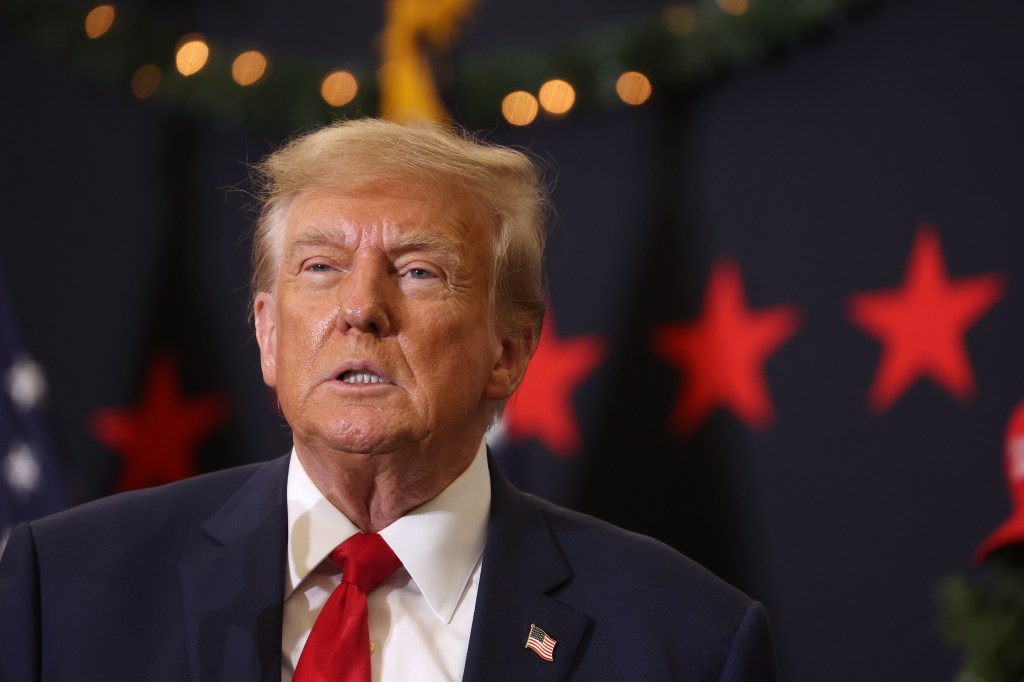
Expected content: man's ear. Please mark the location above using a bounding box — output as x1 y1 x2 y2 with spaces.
484 327 538 401
253 292 278 388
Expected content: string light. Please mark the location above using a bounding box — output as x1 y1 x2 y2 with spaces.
616 71 652 106
662 4 697 36
8 0 860 128
501 91 538 126
175 35 209 76
321 71 358 106
84 5 115 39
130 64 161 99
716 0 749 16
231 51 268 86
538 79 575 116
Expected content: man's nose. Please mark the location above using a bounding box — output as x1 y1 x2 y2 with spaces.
337 257 393 336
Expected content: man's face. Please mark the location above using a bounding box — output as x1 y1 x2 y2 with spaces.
254 181 525 463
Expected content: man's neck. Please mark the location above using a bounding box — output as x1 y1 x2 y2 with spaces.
293 437 482 532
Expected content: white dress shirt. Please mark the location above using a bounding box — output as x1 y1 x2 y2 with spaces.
281 441 491 682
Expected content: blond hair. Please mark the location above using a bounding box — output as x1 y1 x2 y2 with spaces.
250 118 548 336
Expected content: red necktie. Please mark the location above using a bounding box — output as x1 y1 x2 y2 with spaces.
293 533 403 682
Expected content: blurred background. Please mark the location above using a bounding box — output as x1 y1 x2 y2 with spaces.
3 0 1024 679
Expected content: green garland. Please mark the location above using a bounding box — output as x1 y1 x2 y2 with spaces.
3 0 875 130
937 551 1024 682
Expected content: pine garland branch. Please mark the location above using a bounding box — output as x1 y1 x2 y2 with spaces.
937 550 1024 682
1 0 878 129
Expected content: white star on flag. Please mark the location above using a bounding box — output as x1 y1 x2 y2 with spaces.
5 354 47 413
4 441 41 497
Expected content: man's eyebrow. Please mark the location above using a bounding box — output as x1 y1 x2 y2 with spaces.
283 225 466 270
284 227 346 261
386 231 464 270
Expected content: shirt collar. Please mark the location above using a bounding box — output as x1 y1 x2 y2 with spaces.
285 440 491 624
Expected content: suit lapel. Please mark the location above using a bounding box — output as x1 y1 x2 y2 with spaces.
178 456 290 682
462 459 590 682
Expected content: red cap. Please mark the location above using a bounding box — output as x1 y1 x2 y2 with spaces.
975 401 1024 563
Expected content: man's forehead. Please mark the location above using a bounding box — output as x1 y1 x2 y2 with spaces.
284 224 463 265
281 187 486 262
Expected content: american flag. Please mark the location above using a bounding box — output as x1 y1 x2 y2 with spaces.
525 623 557 662
0 272 65 557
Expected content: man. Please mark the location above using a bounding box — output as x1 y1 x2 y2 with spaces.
0 119 778 681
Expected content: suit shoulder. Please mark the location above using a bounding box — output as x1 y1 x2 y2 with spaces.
531 496 777 678
30 458 283 541
527 492 754 618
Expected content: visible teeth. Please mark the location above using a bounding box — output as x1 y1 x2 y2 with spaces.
342 370 383 384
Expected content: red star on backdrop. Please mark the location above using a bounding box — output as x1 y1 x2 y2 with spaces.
91 354 228 492
503 309 606 458
652 259 801 435
846 224 1004 413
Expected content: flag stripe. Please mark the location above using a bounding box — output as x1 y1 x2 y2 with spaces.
525 624 557 661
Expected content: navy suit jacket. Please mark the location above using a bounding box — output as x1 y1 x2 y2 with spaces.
0 455 778 681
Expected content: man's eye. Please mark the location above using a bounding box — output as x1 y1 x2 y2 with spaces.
307 263 333 273
408 268 435 280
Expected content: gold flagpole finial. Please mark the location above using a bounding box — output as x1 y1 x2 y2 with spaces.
379 0 477 124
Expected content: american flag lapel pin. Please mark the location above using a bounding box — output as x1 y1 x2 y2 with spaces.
525 623 557 662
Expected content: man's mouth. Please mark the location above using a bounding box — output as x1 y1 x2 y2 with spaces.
338 370 387 385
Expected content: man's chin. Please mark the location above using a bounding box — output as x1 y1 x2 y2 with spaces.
298 420 417 459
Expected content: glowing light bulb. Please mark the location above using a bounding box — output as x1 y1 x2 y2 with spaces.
85 5 115 39
662 4 697 36
501 91 538 126
716 0 748 16
176 35 209 76
321 71 358 106
232 51 268 86
616 71 652 106
538 79 575 116
130 65 161 99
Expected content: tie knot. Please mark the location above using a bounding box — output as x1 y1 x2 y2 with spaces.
330 533 402 592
